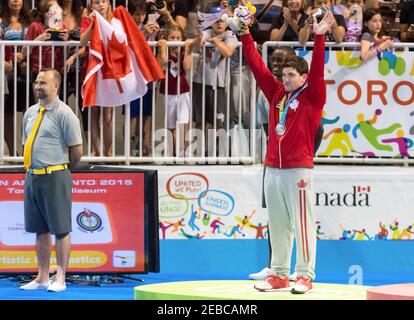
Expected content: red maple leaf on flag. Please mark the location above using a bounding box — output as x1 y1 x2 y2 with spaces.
101 31 132 94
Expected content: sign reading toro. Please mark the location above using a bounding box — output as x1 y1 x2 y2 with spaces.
166 173 209 200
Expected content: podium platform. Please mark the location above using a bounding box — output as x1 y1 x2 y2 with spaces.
367 283 414 300
134 280 368 300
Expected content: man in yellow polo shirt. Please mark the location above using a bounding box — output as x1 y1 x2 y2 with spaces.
20 68 83 292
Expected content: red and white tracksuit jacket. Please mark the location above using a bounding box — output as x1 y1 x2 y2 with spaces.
241 33 326 280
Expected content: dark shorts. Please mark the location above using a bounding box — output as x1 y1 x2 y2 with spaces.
192 83 233 129
4 76 29 113
24 170 72 235
123 88 153 118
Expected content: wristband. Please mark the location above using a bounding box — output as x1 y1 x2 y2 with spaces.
373 45 382 60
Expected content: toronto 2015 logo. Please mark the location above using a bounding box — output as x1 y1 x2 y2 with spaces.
76 208 103 233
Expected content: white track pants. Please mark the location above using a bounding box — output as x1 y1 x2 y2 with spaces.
264 167 316 280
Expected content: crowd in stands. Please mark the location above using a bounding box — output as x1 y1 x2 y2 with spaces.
1 0 413 159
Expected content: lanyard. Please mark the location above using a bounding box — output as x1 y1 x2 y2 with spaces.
278 83 308 126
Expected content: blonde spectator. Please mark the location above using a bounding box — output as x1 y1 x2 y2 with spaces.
270 0 308 41
80 0 114 157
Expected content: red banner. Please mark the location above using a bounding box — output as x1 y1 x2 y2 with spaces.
0 172 145 273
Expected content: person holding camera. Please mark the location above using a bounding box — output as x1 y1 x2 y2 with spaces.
145 0 189 33
299 0 346 45
22 0 68 104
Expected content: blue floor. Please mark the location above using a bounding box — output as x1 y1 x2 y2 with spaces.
2 239 414 299
0 272 249 300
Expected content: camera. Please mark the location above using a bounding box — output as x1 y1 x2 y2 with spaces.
154 0 165 9
146 0 164 14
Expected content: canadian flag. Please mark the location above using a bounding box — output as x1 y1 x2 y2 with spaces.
82 6 164 107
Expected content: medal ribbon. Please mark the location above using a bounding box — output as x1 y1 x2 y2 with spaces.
278 83 308 126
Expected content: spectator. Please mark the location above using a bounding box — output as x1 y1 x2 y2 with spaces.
249 0 283 44
23 0 69 105
166 0 189 30
148 0 189 37
299 0 347 44
330 0 350 19
0 0 31 156
157 26 194 157
377 5 399 41
59 0 89 135
399 0 414 42
343 0 364 42
3 47 13 108
360 9 394 62
80 0 113 156
192 12 237 155
270 0 308 41
127 0 159 156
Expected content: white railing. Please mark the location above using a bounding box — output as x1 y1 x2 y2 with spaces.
0 40 259 165
1 40 413 165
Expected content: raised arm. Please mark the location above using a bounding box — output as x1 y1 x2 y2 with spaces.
240 32 282 106
306 11 333 107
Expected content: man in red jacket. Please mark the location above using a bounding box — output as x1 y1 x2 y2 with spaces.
241 10 336 294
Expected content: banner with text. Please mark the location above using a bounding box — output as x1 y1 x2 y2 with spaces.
0 172 145 273
156 166 414 241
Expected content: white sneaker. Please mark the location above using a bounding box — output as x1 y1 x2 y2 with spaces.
47 281 67 292
20 280 49 290
248 267 272 280
288 272 297 281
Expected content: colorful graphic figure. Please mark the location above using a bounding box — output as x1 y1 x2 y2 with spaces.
319 124 353 156
235 210 256 230
180 228 205 239
351 149 376 158
164 218 185 233
321 111 340 126
399 224 414 240
390 220 401 240
339 225 356 240
353 229 372 240
159 221 173 239
336 51 363 70
114 255 133 265
202 211 211 226
189 204 201 232
210 217 225 234
249 223 268 239
352 109 401 152
379 51 406 76
224 224 244 238
316 221 324 240
374 222 389 240
382 129 413 157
